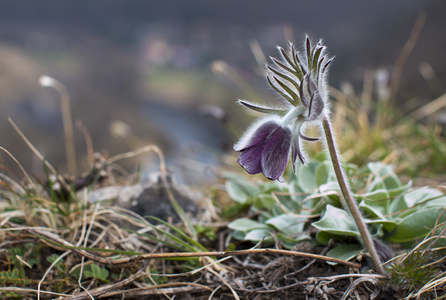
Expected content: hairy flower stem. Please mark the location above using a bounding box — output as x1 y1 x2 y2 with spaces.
321 115 387 275
280 106 306 127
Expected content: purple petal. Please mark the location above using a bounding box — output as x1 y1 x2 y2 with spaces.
261 126 292 180
235 121 279 151
237 144 264 174
236 121 282 175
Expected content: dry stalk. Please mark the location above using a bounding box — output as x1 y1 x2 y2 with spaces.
97 282 213 298
30 228 361 268
8 117 75 198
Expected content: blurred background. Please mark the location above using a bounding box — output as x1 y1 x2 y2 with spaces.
0 0 445 183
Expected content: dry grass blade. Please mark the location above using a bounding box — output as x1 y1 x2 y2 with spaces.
38 250 71 300
208 267 240 300
7 117 74 197
341 276 382 300
414 274 446 300
408 93 446 121
0 146 37 193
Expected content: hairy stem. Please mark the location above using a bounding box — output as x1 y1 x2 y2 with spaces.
321 115 387 275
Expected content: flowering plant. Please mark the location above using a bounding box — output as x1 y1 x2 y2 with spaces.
233 36 387 275
234 37 331 181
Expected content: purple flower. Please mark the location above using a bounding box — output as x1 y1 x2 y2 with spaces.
234 37 333 181
234 118 292 181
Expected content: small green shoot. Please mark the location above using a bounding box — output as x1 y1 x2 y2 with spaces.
83 264 110 283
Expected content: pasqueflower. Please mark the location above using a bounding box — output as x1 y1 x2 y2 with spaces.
232 36 387 276
234 37 333 180
234 118 292 181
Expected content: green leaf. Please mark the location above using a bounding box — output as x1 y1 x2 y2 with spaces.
238 100 289 116
253 194 276 210
85 264 109 283
315 230 334 244
228 218 269 232
315 161 335 186
276 233 310 249
326 244 363 264
231 230 246 241
386 207 446 243
267 76 295 104
287 173 306 202
306 37 312 70
267 66 300 92
366 162 402 191
244 228 273 242
387 180 412 198
404 187 445 207
388 196 408 216
225 179 257 204
312 46 324 72
296 160 320 192
47 254 60 265
312 205 359 236
366 219 397 233
358 189 390 218
272 56 300 79
386 181 413 215
319 181 340 194
279 46 304 80
271 194 301 215
273 76 300 102
266 214 306 235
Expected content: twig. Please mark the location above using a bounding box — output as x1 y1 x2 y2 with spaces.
30 229 361 268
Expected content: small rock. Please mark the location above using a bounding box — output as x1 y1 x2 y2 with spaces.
88 172 201 223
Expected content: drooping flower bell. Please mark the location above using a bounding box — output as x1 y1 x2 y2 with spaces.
234 36 333 180
234 117 292 181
